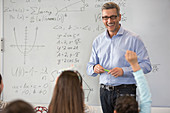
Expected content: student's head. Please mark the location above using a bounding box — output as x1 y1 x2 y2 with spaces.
2 100 35 113
114 96 138 113
102 2 121 37
49 70 84 113
0 74 4 94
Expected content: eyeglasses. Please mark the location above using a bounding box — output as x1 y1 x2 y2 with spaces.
102 15 118 20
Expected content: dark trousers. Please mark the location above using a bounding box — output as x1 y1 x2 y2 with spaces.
100 84 136 113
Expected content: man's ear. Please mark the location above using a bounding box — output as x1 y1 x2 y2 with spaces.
114 110 117 113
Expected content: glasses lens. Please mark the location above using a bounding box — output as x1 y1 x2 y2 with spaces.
102 16 108 20
110 15 117 19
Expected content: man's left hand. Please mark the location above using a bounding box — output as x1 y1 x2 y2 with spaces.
108 67 123 77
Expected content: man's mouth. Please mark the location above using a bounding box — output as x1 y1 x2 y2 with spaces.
107 23 114 27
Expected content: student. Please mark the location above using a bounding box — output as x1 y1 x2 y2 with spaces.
86 2 152 113
48 70 96 113
0 74 8 111
2 100 35 113
114 50 152 113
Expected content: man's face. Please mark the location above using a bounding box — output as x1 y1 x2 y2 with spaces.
102 8 121 35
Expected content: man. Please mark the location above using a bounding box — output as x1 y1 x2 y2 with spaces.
114 50 152 113
86 2 152 113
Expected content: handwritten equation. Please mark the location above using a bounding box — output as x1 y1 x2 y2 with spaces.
11 66 49 96
11 66 48 77
4 0 89 23
55 33 81 65
53 24 105 32
12 83 48 96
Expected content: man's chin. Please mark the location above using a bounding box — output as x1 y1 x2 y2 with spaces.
108 28 116 33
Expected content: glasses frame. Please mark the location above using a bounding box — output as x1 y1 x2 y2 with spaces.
102 15 118 20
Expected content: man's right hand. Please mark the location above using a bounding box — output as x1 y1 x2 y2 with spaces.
94 64 105 74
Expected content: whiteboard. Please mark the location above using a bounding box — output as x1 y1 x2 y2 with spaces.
1 0 170 107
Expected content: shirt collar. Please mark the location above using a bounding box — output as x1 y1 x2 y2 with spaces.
117 25 124 36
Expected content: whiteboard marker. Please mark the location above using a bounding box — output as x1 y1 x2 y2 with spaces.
104 69 109 72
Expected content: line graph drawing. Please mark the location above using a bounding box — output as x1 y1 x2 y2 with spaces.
56 0 88 13
10 26 45 64
53 0 88 23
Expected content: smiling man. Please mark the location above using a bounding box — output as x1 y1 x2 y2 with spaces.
86 2 152 113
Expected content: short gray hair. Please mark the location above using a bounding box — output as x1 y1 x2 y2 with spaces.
102 2 120 16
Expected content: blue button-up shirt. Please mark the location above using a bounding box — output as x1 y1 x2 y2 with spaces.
86 26 152 86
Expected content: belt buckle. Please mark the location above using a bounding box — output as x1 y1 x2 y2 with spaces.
106 86 114 91
101 84 105 89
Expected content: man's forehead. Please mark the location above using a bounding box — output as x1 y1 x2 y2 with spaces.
102 9 117 15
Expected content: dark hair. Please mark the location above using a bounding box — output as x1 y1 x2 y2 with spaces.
102 2 120 16
49 70 84 113
0 74 2 84
115 96 138 113
2 100 35 113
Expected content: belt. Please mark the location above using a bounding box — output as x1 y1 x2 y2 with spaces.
100 84 136 91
